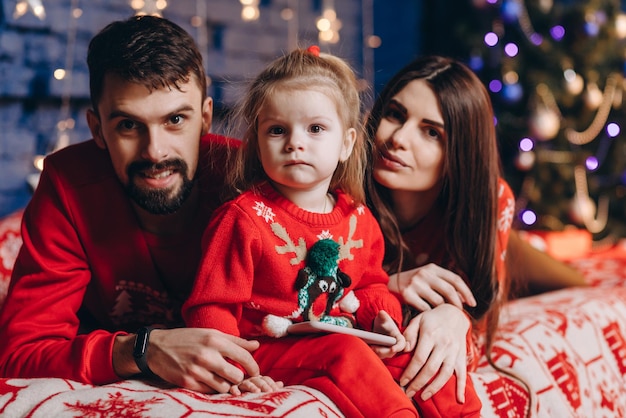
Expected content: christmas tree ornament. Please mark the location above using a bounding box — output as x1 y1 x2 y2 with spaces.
514 151 535 171
584 82 603 109
529 105 560 140
565 71 584 95
570 165 609 233
569 194 597 226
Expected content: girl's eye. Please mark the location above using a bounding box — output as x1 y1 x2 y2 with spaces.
268 126 285 135
309 124 323 133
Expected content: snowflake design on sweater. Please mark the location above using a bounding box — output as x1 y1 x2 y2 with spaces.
356 205 365 215
498 197 515 232
318 230 333 240
253 201 276 223
64 392 163 417
0 231 21 271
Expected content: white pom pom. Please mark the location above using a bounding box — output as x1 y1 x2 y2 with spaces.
338 290 360 313
262 314 292 337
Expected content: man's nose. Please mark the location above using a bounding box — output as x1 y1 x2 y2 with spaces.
141 127 169 161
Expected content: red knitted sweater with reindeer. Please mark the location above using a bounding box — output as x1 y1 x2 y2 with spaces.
183 182 403 338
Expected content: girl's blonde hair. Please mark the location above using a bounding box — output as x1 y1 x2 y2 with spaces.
228 47 366 204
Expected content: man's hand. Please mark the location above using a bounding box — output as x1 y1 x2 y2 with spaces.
114 328 260 393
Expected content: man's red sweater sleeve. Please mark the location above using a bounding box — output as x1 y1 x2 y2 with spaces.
0 161 120 384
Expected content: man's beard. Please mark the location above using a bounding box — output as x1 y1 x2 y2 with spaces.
125 159 195 215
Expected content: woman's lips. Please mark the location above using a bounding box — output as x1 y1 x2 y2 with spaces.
378 149 407 168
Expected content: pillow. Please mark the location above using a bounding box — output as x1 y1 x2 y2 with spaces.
517 227 592 261
0 209 23 310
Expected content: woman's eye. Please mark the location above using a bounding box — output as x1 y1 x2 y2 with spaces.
384 108 404 123
426 127 442 140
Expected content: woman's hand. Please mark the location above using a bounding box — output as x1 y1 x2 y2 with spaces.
389 263 476 311
400 304 470 403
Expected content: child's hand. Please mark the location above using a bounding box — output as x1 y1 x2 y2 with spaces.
229 375 284 395
370 310 408 359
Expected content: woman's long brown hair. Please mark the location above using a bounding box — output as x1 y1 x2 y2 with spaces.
365 55 504 352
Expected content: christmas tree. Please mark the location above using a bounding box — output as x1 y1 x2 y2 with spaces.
453 0 626 242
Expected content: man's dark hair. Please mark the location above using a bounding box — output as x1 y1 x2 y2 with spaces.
87 15 206 114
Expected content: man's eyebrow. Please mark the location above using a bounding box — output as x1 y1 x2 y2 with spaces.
107 105 195 121
107 110 134 121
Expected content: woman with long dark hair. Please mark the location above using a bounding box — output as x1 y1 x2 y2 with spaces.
366 55 586 403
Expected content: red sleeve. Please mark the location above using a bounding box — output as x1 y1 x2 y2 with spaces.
352 209 403 331
496 178 515 285
182 202 260 336
0 159 120 384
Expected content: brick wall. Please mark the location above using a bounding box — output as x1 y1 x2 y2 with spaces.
0 0 365 217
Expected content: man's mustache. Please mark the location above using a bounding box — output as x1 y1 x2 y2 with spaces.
127 159 188 177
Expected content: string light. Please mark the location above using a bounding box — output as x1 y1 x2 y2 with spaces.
240 0 260 21
283 0 299 51
130 0 167 17
573 165 609 233
13 0 46 20
53 0 81 154
317 0 341 44
566 73 620 145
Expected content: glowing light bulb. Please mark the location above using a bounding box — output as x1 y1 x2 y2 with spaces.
521 210 537 225
607 122 620 137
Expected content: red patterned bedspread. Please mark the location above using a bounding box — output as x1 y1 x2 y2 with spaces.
2 208 626 417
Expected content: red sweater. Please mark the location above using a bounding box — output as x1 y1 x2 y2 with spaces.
401 178 514 287
0 134 234 384
183 182 403 338
400 177 515 370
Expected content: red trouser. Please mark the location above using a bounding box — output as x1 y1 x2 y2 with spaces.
253 334 417 418
253 334 482 417
385 353 482 417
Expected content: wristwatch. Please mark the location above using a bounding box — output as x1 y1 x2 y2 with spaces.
132 326 159 379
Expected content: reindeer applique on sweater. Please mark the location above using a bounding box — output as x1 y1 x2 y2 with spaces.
262 215 362 337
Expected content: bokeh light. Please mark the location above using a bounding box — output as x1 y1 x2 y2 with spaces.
586 156 599 171
489 79 503 93
504 43 519 57
550 25 565 40
530 33 543 45
484 32 499 47
607 122 621 137
519 137 534 151
521 210 537 225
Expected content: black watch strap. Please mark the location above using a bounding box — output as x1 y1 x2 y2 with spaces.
132 326 159 379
